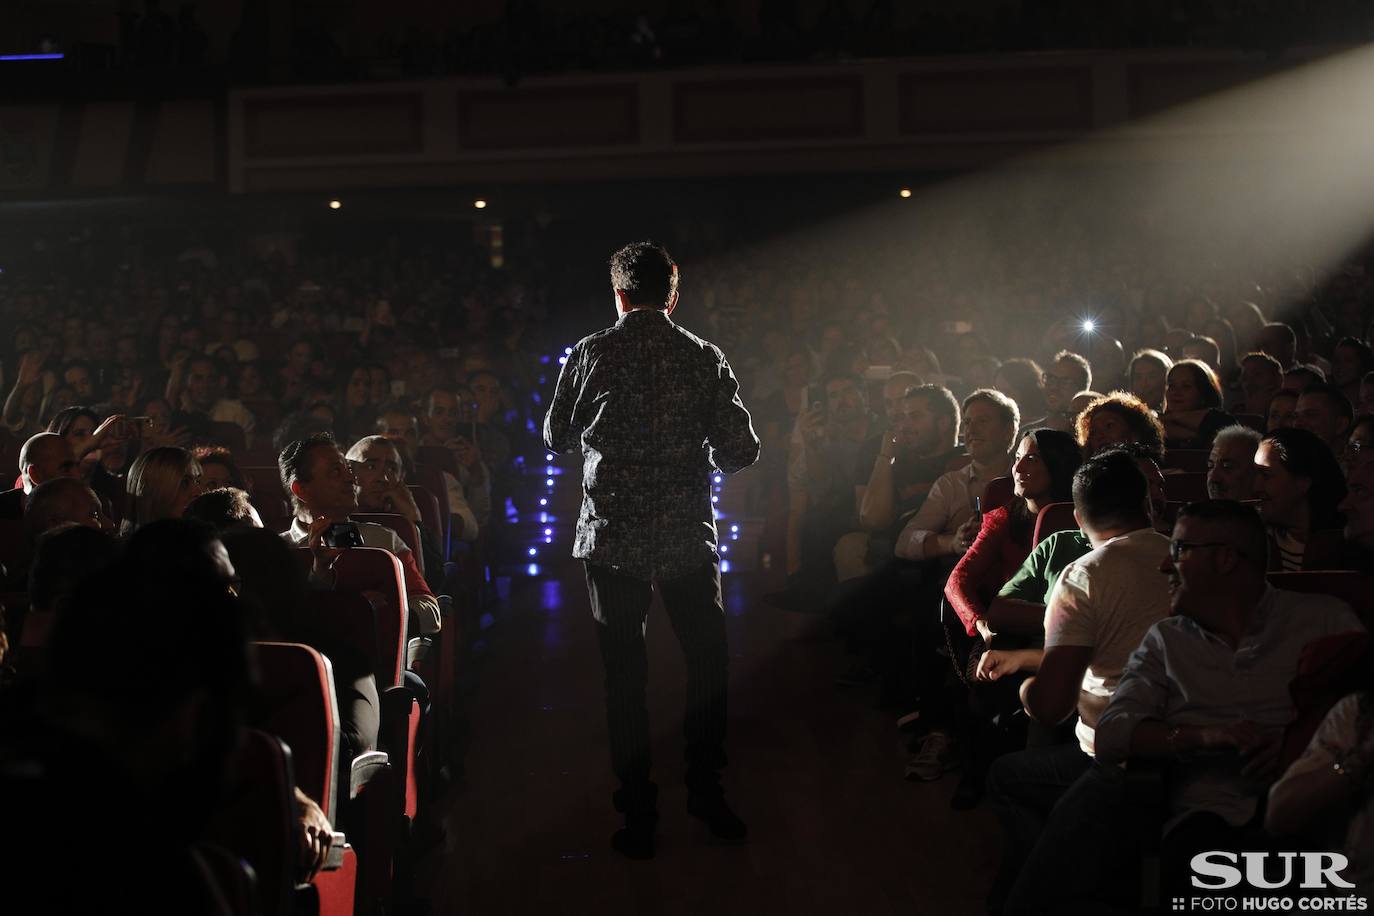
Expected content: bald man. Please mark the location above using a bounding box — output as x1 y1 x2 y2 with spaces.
0 432 81 520
25 477 111 542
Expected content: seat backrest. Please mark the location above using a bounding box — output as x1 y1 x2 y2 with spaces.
415 448 459 478
253 641 341 823
408 484 446 559
1269 571 1374 625
0 518 27 581
353 513 423 577
1162 471 1208 503
1032 501 1077 546
1161 449 1209 473
1282 631 1372 769
982 476 1014 513
205 421 247 455
244 466 293 533
330 547 409 689
204 728 297 916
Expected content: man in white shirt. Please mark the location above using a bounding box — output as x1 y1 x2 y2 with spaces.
900 388 1018 780
983 448 1171 914
895 388 1018 562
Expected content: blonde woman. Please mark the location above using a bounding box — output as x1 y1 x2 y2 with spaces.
122 447 204 534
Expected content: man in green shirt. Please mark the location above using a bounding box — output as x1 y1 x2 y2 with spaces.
987 528 1092 635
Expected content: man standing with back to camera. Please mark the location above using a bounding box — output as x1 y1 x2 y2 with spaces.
544 242 760 860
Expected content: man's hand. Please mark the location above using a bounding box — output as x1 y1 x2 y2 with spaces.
876 430 899 461
953 515 981 554
144 425 191 449
294 788 334 881
306 515 344 581
798 404 826 444
84 414 128 456
15 351 43 387
452 437 482 470
361 480 420 522
976 650 1019 682
1198 720 1283 778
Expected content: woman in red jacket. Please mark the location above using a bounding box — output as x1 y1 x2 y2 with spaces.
941 427 1081 809
945 427 1082 640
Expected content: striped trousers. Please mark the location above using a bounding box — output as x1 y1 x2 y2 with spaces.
584 560 729 817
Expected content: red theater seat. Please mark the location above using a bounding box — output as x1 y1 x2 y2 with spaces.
982 476 1014 512
1268 570 1374 625
354 512 424 577
1033 501 1077 546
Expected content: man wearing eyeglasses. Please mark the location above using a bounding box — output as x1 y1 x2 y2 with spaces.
1020 351 1092 435
1090 500 1363 902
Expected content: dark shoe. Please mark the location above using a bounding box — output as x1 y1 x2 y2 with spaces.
687 794 748 843
610 815 657 860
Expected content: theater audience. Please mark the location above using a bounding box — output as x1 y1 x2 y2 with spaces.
1205 424 1261 501
945 428 1081 640
1074 391 1165 460
788 371 879 588
1294 382 1355 455
983 449 1171 914
24 477 109 543
1283 363 1326 393
1127 348 1172 413
994 358 1045 423
855 384 962 549
1267 387 1299 431
279 432 441 634
1022 351 1089 433
1331 336 1374 407
1235 351 1284 418
221 526 380 766
4 523 254 913
123 446 205 534
1258 321 1298 370
193 445 249 492
1252 427 1349 571
1095 501 1362 902
1347 414 1374 472
896 389 1018 562
1161 358 1236 450
346 434 445 578
1339 459 1374 565
0 432 82 520
183 486 263 531
1266 667 1374 899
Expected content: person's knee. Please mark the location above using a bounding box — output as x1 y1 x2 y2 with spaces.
832 530 872 581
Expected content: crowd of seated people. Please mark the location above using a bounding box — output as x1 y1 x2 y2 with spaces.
0 205 1372 910
749 237 1374 904
0 223 551 913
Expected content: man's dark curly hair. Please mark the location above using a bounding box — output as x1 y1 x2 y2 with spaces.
609 241 678 309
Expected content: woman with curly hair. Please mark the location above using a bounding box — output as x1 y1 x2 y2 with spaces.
1161 358 1236 450
1074 391 1165 461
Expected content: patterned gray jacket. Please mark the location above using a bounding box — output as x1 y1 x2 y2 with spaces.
543 308 760 580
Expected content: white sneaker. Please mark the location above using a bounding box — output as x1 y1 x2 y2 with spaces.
904 731 959 782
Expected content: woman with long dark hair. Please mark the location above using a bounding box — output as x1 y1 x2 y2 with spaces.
1253 427 1349 570
946 428 1083 640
